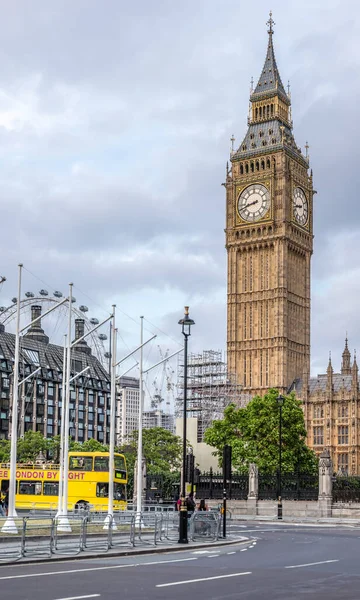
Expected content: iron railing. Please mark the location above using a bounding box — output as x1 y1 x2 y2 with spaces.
333 477 360 503
258 472 318 501
196 471 248 500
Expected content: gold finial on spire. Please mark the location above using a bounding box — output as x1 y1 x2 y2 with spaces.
267 10 275 35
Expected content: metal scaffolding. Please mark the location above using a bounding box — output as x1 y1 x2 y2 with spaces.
176 350 244 441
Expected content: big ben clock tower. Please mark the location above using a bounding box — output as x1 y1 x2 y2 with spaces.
226 14 314 398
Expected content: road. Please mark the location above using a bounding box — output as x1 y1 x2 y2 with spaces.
1 521 360 599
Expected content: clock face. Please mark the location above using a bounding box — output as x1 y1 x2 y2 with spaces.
293 187 308 226
237 183 270 222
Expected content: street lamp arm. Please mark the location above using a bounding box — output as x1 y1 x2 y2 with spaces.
69 365 90 383
70 314 113 348
115 334 156 367
118 361 139 379
19 296 69 333
143 347 183 374
18 366 41 387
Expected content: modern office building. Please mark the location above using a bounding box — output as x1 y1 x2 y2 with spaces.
143 409 175 433
0 305 111 443
116 376 140 444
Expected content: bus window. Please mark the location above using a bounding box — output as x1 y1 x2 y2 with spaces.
114 456 126 479
94 456 109 472
96 483 108 497
69 456 93 471
44 482 59 496
19 481 42 495
114 483 126 501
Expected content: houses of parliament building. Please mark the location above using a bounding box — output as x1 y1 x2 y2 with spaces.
225 14 358 475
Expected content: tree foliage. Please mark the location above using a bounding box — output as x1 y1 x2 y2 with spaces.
0 432 108 464
17 431 49 463
0 426 182 500
204 389 318 474
116 428 183 499
0 438 10 463
119 427 182 475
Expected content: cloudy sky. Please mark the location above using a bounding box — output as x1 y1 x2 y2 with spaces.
0 0 359 390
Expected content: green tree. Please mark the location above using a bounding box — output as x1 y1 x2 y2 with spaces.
132 427 182 473
71 438 108 453
17 431 50 463
204 388 318 474
117 428 183 497
0 438 10 462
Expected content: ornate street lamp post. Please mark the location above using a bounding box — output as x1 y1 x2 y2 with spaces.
178 306 195 544
277 394 285 520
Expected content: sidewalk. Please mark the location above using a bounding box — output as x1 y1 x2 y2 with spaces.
233 514 360 526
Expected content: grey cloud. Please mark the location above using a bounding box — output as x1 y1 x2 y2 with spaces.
0 0 359 375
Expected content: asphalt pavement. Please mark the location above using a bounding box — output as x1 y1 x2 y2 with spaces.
1 522 360 599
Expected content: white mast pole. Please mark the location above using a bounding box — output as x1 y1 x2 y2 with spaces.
104 307 116 528
136 316 144 522
2 264 22 534
57 283 72 532
56 334 67 518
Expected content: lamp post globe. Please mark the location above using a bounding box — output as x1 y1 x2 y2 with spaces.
178 306 195 544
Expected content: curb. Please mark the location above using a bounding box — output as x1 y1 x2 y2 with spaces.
0 537 250 567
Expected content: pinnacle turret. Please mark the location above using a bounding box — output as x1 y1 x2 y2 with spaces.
327 352 333 375
341 336 351 375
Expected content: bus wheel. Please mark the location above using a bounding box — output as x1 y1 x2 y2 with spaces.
75 501 89 513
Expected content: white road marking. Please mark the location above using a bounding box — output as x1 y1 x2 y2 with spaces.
209 554 220 558
285 560 339 569
192 550 211 554
141 558 197 566
227 552 236 555
156 572 252 587
54 595 100 600
0 558 197 581
240 548 247 552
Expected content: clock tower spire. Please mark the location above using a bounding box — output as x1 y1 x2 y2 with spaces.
225 15 314 398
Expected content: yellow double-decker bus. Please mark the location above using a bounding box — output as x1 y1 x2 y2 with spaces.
0 451 127 511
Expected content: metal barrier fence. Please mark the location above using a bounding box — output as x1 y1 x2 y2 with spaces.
0 509 221 563
190 512 221 542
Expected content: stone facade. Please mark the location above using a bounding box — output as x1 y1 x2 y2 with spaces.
225 21 313 398
298 340 360 475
